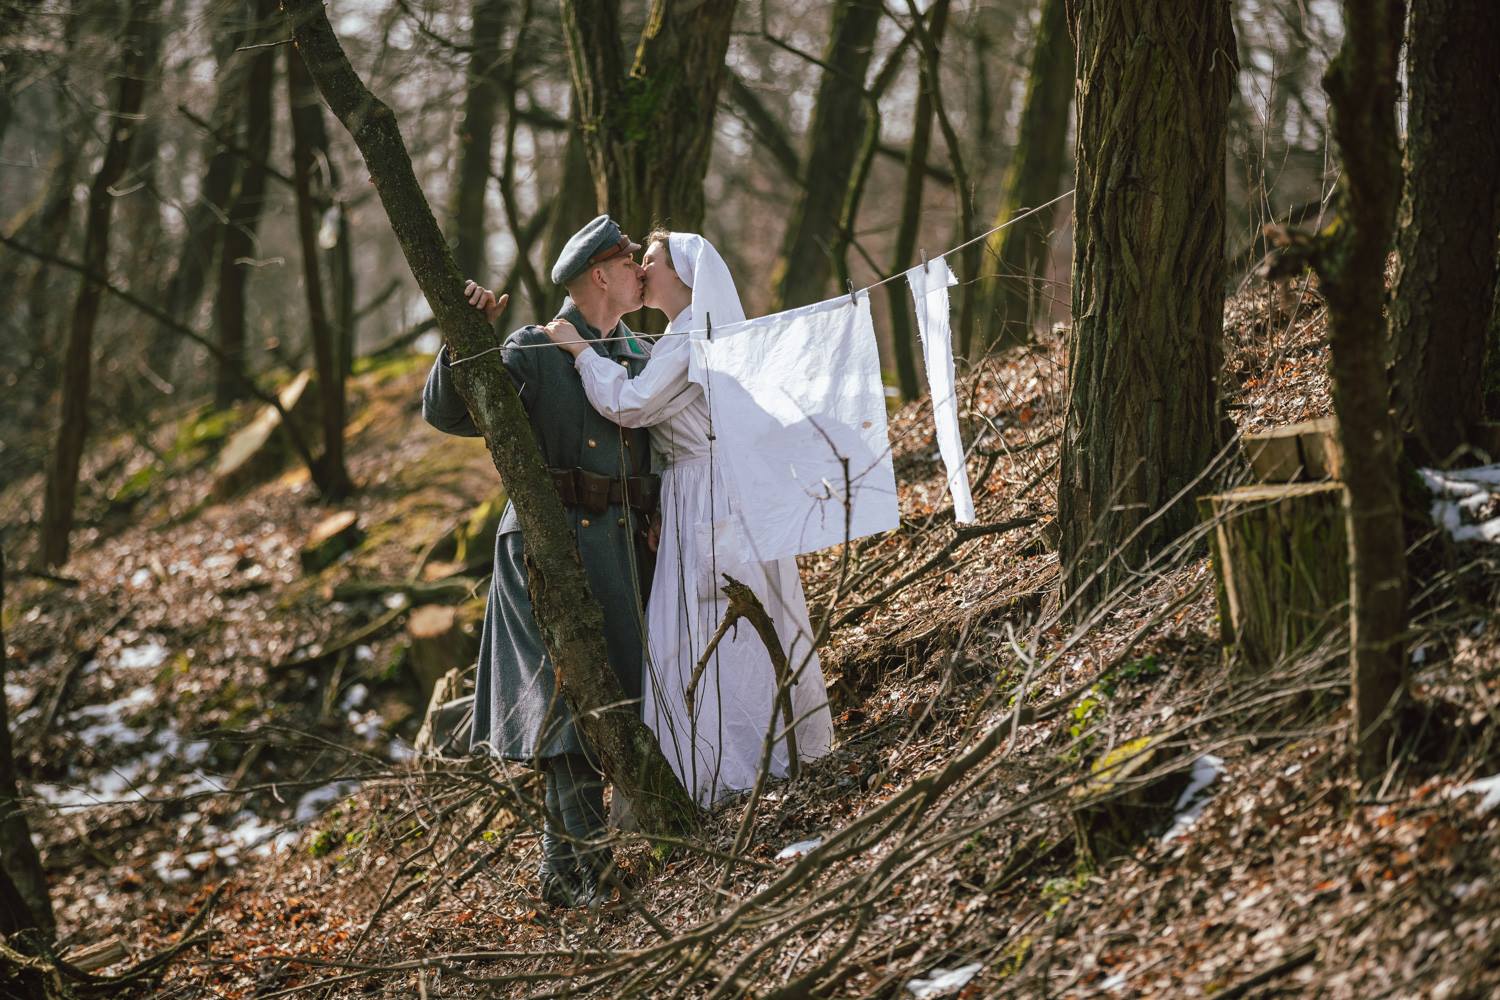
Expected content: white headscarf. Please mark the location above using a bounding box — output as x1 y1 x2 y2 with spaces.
667 232 746 336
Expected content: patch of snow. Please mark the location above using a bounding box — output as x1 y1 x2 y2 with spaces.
5 682 31 707
152 852 192 884
388 737 415 763
383 592 410 611
130 568 152 587
1162 755 1225 843
775 836 822 861
1448 773 1500 814
1421 465 1500 544
906 962 983 998
339 683 369 711
294 780 362 824
1100 972 1128 992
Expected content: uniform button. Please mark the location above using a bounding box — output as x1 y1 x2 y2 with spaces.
618 358 629 366
617 517 627 527
587 438 597 448
580 518 591 527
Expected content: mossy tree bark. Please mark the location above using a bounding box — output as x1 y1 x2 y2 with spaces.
1312 0 1409 784
279 0 697 835
38 0 157 569
559 0 737 242
883 0 948 402
447 0 506 283
768 0 883 311
1058 0 1237 613
978 0 1074 352
287 44 352 499
1387 0 1500 466
0 550 53 939
214 0 278 408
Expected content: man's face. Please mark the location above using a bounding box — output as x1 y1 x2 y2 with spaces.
598 253 645 314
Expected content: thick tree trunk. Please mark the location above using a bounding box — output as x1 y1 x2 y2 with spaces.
214 0 278 408
0 551 53 937
978 0 1074 351
884 1 949 401
1315 0 1409 784
448 0 506 282
39 0 157 568
560 0 737 242
288 45 352 498
1058 0 1236 613
542 110 599 271
1387 0 1500 465
767 0 882 310
280 0 696 835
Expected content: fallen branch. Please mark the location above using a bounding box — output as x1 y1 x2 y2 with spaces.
271 601 409 672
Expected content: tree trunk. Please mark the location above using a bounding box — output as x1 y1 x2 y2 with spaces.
1387 0 1500 465
884 0 949 401
38 0 157 569
560 0 737 242
280 0 697 835
214 0 278 408
496 0 548 317
144 1 255 385
1058 0 1237 614
448 0 506 282
288 45 352 499
542 109 599 271
978 0 1074 351
1315 0 1409 784
0 550 53 937
767 0 882 311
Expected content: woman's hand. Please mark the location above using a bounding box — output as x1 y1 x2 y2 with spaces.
464 280 508 323
543 318 589 358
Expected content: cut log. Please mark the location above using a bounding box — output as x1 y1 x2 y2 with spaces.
62 937 127 973
406 604 479 702
414 666 474 759
301 511 363 572
425 496 507 579
1069 736 1192 866
1242 418 1342 482
209 369 319 500
1200 482 1348 676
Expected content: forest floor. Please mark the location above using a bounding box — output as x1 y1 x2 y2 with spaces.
4 274 1500 999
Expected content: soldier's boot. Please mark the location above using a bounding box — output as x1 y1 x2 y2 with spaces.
546 753 611 908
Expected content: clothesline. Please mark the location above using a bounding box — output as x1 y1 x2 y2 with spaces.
450 188 1076 362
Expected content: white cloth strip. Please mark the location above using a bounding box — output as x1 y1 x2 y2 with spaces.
906 257 975 523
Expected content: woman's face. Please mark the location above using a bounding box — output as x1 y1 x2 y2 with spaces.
641 240 690 312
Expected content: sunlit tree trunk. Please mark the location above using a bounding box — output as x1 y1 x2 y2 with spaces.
1058 0 1237 613
978 0 1074 351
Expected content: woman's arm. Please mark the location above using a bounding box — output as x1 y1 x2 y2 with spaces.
546 319 699 428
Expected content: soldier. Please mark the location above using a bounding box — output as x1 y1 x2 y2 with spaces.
421 215 658 907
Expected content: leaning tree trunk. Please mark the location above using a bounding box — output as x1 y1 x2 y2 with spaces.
279 0 697 835
214 0 278 408
978 0 1074 351
1315 0 1409 785
884 0 949 401
1058 0 1237 614
767 0 882 311
448 0 506 282
39 0 157 569
287 44 352 498
1387 0 1500 466
0 550 53 938
561 0 737 243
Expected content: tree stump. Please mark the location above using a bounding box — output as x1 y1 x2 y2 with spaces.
406 605 479 702
414 666 474 759
1242 417 1342 482
1200 483 1348 676
209 370 320 500
300 511 363 573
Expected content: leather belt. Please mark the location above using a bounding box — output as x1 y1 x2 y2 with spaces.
549 467 660 517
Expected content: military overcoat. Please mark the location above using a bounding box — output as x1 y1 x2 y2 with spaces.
422 296 653 761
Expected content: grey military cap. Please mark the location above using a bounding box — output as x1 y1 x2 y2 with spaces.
550 214 643 286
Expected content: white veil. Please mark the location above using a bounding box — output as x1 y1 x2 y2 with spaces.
667 233 746 335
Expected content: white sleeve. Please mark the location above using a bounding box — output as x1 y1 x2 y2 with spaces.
574 337 700 428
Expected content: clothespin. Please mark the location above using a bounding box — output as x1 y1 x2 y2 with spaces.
920 248 929 273
847 279 858 307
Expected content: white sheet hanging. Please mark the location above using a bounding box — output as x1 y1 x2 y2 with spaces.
905 257 976 523
688 294 899 562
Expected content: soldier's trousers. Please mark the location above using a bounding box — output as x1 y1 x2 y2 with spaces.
541 753 606 875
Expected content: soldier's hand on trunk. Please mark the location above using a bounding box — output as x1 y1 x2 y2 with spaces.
464 280 508 324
